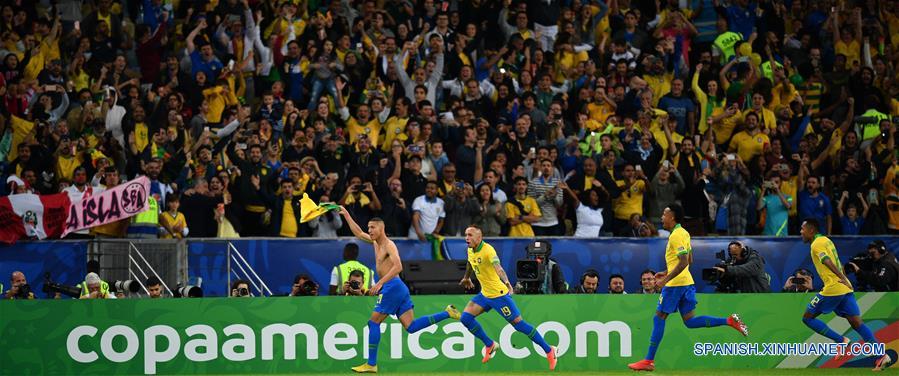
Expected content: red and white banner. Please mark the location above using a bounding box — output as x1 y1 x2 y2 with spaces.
0 193 71 244
63 176 150 236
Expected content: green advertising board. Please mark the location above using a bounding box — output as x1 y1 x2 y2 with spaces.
1 293 897 374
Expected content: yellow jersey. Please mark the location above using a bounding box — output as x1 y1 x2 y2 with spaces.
280 200 298 237
728 131 769 162
160 211 186 239
380 116 409 152
505 197 541 237
467 241 508 298
613 179 645 220
664 224 694 287
810 234 852 296
346 116 383 148
780 176 798 217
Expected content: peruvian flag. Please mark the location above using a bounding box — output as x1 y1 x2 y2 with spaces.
0 193 71 244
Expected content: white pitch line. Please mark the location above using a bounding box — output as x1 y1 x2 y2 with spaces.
776 292 884 368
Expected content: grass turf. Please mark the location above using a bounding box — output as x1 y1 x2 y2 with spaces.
254 369 894 376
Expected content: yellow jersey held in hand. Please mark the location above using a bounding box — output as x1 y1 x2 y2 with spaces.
468 241 507 298
811 234 853 296
665 224 694 287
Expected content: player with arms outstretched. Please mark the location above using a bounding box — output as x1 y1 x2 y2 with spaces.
458 225 558 370
799 218 891 371
629 204 749 371
339 208 460 373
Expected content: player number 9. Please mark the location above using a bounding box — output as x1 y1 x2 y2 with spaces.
501 307 512 317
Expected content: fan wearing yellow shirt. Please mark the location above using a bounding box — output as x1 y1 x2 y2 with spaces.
629 204 749 372
799 219 889 370
336 79 385 147
380 97 412 152
613 164 646 231
727 111 769 162
55 136 83 182
505 177 542 237
160 195 188 239
459 226 558 370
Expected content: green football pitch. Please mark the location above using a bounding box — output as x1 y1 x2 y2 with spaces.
249 369 895 375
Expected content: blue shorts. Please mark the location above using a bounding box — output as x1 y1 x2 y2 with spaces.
657 285 698 314
806 292 861 317
471 292 521 321
373 278 414 316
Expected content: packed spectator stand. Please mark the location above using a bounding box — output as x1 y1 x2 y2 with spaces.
0 0 897 243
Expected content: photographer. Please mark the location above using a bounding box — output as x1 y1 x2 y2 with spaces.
231 279 253 298
146 276 164 299
711 241 771 293
79 273 115 299
4 271 35 299
846 241 899 292
782 268 816 293
341 270 368 296
329 243 373 295
290 274 320 296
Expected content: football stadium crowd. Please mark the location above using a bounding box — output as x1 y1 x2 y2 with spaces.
0 0 898 240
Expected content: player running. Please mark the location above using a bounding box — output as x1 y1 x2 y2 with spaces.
799 218 891 371
339 208 460 373
629 204 749 372
458 225 558 370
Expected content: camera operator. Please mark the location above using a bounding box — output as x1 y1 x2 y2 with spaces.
289 274 320 296
147 276 164 298
513 241 568 294
711 241 771 293
846 241 899 292
231 279 253 297
79 272 115 299
569 269 600 294
782 268 815 292
341 270 368 296
4 271 35 299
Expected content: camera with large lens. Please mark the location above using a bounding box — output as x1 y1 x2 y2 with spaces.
297 280 318 296
238 287 250 297
847 252 873 274
110 280 140 294
515 240 552 294
348 280 362 290
701 250 737 292
42 273 82 298
174 284 203 298
13 283 32 299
